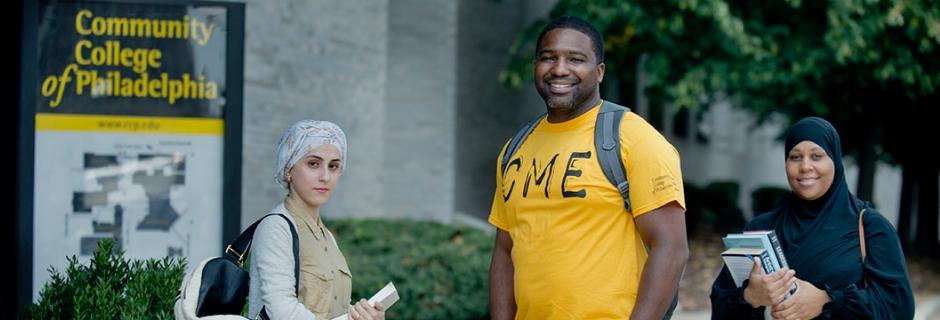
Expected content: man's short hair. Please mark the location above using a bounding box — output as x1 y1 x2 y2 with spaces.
535 16 605 64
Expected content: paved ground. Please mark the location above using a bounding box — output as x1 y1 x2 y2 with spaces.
670 309 709 320
668 293 940 319
915 294 940 320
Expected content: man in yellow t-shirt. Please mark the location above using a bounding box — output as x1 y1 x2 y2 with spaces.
488 16 689 320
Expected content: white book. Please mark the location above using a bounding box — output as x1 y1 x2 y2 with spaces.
331 282 400 320
721 247 772 287
723 231 798 297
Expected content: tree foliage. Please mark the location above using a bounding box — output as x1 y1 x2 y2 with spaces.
504 0 938 114
503 0 940 252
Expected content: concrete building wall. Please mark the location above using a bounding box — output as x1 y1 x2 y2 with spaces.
384 0 458 222
241 0 463 225
241 0 388 226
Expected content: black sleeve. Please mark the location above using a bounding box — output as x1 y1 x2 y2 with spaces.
709 266 766 319
824 211 915 319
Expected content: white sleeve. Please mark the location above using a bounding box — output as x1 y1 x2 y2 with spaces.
249 217 317 320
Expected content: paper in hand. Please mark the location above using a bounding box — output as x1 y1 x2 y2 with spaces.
368 282 399 309
331 282 399 320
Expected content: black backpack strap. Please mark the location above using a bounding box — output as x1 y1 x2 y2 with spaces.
501 114 546 175
225 214 268 264
274 214 301 296
595 100 632 212
239 213 301 320
226 213 300 295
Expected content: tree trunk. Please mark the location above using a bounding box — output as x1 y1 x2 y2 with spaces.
616 55 638 112
913 164 940 256
897 166 915 249
634 54 649 118
855 130 877 203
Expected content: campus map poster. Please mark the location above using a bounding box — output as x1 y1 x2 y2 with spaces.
32 1 238 299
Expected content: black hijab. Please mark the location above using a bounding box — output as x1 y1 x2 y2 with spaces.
759 117 869 288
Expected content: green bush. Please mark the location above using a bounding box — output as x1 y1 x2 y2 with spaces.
684 182 706 234
329 218 492 320
23 220 493 319
751 186 790 215
23 239 186 320
705 181 745 232
685 181 746 234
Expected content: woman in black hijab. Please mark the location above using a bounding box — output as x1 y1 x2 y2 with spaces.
710 117 914 319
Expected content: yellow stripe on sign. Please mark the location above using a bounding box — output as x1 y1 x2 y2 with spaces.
36 113 224 135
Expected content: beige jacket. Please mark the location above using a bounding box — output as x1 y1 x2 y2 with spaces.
248 202 352 319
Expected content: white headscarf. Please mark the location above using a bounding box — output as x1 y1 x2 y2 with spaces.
274 120 347 189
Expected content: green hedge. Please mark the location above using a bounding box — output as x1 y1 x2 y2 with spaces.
22 239 186 319
751 186 790 215
685 181 746 234
23 219 493 319
329 218 492 320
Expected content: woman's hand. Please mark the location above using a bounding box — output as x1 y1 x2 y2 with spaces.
349 299 385 320
771 279 831 320
743 258 797 308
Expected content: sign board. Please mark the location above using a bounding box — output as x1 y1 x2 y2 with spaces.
19 0 244 302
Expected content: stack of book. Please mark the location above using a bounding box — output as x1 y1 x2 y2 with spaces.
721 230 798 298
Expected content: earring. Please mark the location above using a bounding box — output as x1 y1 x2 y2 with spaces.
287 175 292 183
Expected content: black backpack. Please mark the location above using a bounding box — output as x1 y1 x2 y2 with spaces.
174 213 299 319
500 100 679 318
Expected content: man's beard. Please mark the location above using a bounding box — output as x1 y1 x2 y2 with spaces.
540 86 591 110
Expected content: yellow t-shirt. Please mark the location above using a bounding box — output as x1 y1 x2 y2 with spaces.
489 102 685 319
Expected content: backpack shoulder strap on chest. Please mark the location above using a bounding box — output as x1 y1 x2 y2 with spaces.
500 114 546 175
499 102 633 212
595 100 632 212
227 213 300 295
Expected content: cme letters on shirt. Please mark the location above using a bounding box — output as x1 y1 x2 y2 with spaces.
502 151 592 202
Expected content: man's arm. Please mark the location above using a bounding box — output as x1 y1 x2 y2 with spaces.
489 229 516 320
630 201 689 320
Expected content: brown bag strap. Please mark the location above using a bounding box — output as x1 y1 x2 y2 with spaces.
859 208 867 261
859 208 868 287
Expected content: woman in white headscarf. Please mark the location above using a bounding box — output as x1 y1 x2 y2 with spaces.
248 120 384 320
